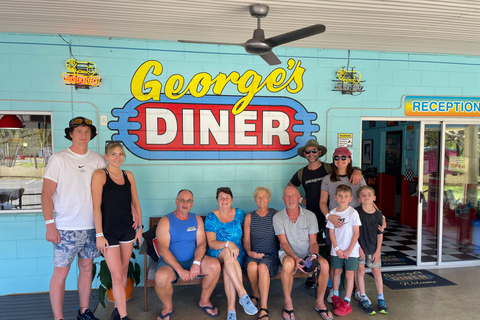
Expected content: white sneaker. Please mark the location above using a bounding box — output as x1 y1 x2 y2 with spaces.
354 291 371 304
327 289 334 303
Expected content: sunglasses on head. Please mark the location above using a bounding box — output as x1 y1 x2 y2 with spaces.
71 118 92 126
333 155 348 161
304 149 318 155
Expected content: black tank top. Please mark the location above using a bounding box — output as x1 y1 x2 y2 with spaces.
101 169 133 235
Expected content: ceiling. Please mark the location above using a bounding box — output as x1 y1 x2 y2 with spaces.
1 0 480 57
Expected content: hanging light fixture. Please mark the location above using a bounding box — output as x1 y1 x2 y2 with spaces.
0 115 24 129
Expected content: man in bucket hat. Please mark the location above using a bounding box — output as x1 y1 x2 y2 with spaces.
42 116 106 320
288 139 363 289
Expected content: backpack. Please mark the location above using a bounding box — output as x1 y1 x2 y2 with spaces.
296 162 332 184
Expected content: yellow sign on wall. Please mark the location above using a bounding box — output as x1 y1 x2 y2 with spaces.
404 96 480 117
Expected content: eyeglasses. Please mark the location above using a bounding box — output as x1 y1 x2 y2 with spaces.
70 117 92 126
333 155 348 161
177 199 193 204
304 149 318 155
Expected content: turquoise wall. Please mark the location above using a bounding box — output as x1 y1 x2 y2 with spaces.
1 32 480 295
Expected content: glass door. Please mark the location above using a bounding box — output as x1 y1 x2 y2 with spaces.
418 122 480 265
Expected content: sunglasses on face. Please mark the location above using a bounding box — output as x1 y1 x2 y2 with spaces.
177 198 193 204
333 155 348 161
304 149 318 155
70 118 92 126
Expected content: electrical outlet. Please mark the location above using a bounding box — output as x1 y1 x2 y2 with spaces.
100 115 108 126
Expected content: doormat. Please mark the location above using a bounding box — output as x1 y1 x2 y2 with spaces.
381 251 416 267
371 269 457 290
0 290 98 320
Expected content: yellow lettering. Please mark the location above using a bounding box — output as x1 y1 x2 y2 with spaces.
164 74 187 99
286 59 305 93
131 60 163 101
232 70 266 115
187 73 214 97
211 72 241 95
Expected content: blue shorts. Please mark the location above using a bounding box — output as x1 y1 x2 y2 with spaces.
155 257 195 283
52 229 99 267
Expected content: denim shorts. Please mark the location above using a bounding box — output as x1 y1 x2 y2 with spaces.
52 229 99 267
358 254 382 268
155 257 195 284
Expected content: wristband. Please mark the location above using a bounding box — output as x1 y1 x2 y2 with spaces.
136 224 144 230
325 213 330 220
45 219 55 225
353 166 362 171
311 253 318 259
96 233 104 238
334 246 340 252
225 241 230 248
193 260 201 266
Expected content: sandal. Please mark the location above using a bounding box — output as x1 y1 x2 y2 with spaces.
282 309 295 320
258 308 269 320
198 304 219 318
158 310 174 320
315 308 333 320
250 295 259 306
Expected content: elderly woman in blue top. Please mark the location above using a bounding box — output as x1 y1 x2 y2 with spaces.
205 187 258 320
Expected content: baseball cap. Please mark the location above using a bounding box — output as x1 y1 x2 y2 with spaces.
332 147 351 158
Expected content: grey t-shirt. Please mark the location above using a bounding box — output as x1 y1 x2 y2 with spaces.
273 207 319 258
321 174 366 211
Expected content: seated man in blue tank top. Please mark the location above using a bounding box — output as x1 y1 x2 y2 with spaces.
155 189 221 320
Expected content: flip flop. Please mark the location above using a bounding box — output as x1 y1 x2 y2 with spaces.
282 309 295 320
158 310 174 320
315 307 333 320
198 304 220 318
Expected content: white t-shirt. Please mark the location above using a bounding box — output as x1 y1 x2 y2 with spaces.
326 206 362 257
43 148 106 230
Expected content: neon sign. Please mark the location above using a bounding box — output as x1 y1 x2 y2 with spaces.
62 58 101 88
108 94 319 160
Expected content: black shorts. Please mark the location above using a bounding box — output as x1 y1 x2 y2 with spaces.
104 228 136 246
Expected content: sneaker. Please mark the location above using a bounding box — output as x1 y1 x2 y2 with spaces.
239 294 258 315
110 308 120 320
327 289 334 303
378 299 389 314
120 316 132 320
359 300 376 315
334 301 352 317
77 308 99 320
331 295 343 309
304 277 315 289
354 291 372 304
227 311 237 320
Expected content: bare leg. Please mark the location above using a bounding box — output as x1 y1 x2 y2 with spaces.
344 270 354 300
155 266 176 320
198 256 221 315
50 265 70 320
77 258 94 313
371 267 384 295
222 266 237 312
357 263 366 295
257 263 270 318
280 256 295 320
217 248 247 297
314 257 331 314
333 268 342 293
247 261 259 300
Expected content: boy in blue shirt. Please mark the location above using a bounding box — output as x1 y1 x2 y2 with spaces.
356 186 389 315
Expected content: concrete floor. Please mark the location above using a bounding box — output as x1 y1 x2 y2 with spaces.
94 266 480 320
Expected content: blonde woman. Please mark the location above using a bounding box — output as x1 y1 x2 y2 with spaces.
92 142 143 320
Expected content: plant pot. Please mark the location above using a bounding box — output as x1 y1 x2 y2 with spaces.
106 278 134 302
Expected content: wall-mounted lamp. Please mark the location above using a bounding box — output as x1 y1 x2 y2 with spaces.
0 115 24 129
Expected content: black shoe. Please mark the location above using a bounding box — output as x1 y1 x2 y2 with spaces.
304 277 315 289
110 308 120 320
120 316 132 320
77 308 99 320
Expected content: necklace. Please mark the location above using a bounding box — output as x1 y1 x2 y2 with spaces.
108 169 122 179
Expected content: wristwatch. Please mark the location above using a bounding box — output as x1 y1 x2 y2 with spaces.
136 224 144 230
353 166 362 171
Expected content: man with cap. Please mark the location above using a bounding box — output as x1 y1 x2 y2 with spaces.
288 139 362 288
42 116 106 320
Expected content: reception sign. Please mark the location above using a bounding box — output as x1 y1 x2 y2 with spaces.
404 96 480 117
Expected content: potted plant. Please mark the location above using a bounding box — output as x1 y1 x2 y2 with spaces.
92 249 141 308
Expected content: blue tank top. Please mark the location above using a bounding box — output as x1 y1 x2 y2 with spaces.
167 211 198 262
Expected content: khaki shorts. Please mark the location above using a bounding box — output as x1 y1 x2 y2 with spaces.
358 254 382 268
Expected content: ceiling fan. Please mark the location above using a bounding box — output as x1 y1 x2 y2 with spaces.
178 4 326 65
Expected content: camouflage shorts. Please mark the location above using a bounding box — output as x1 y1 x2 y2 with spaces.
52 229 99 267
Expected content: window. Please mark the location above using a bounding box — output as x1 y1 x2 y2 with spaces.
0 113 52 211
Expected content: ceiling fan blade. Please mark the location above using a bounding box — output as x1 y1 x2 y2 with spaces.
264 24 326 48
260 51 281 65
178 39 245 47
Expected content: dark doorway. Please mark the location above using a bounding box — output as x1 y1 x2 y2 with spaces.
385 131 403 219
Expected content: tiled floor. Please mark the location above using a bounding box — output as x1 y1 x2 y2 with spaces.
381 218 480 263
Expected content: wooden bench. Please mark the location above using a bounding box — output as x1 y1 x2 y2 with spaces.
139 216 310 312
